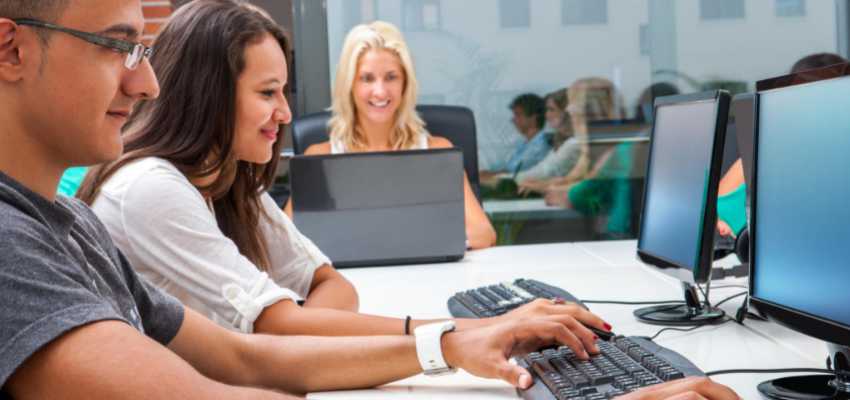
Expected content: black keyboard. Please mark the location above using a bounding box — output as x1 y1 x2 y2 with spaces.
519 336 704 400
449 280 705 399
447 279 584 318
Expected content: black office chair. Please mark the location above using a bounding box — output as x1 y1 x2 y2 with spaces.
290 105 481 198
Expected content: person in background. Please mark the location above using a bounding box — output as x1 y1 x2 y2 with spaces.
518 77 624 195
512 88 586 183
503 93 551 173
789 52 847 74
480 93 550 181
634 82 680 123
284 21 496 249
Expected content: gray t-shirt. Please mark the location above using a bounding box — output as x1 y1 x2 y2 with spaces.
0 172 184 394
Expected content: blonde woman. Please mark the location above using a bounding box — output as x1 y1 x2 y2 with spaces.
285 21 496 249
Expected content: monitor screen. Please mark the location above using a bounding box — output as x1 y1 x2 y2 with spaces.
638 96 723 277
752 75 850 329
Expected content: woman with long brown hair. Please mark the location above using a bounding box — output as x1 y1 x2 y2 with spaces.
77 0 610 337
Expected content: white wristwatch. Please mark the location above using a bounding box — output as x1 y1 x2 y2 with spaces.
414 320 458 376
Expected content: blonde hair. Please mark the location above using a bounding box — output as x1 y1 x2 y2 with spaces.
329 21 426 151
569 77 626 121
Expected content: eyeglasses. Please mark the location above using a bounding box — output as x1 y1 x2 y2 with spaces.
13 18 152 70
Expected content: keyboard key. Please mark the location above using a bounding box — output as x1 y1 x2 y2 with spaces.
556 388 582 400
664 370 685 381
579 387 598 395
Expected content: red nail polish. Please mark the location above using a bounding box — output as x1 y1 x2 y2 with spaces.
603 323 612 331
593 335 599 340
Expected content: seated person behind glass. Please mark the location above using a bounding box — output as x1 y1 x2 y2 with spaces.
283 21 496 249
518 77 624 195
480 93 551 186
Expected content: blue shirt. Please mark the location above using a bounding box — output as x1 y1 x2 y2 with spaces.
504 130 552 174
57 167 88 197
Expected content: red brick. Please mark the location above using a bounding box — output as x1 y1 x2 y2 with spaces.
143 22 164 36
143 5 172 19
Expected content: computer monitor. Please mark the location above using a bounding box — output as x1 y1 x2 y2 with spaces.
750 63 850 399
635 90 731 326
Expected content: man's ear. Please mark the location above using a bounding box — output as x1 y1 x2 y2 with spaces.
0 19 26 83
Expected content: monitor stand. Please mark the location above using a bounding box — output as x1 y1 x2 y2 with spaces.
758 344 850 400
633 282 725 326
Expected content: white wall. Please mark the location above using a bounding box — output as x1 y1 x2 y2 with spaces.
327 0 838 169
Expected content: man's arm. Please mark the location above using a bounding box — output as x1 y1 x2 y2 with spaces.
4 320 296 400
171 309 599 393
302 264 359 311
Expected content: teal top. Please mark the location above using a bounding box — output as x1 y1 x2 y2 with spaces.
717 182 747 235
57 167 88 197
568 143 636 236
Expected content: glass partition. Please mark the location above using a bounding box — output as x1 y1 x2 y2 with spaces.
322 0 840 244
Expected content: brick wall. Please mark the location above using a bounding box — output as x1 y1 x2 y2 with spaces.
141 1 173 44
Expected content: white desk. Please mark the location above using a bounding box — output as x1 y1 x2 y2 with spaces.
309 241 825 399
483 199 582 221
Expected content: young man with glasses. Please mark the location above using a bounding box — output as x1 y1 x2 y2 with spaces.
0 1 740 399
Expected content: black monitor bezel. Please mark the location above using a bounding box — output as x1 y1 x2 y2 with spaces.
637 90 731 284
749 62 850 346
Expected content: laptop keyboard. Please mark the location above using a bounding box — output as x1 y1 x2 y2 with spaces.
447 279 583 318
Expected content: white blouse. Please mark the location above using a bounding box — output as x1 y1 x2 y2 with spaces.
91 157 330 333
515 136 584 182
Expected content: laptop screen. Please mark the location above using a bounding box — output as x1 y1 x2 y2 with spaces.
289 149 466 267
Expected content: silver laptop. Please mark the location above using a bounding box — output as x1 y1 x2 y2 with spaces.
289 148 466 268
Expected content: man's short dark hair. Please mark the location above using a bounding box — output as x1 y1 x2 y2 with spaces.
510 93 545 129
791 53 847 74
0 0 70 44
0 0 69 21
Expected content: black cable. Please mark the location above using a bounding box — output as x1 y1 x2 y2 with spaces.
583 300 685 305
649 324 705 340
697 283 711 307
712 291 748 308
649 317 735 340
706 368 833 377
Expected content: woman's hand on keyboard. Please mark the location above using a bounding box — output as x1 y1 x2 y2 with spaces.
495 298 613 336
615 377 741 400
442 317 600 389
